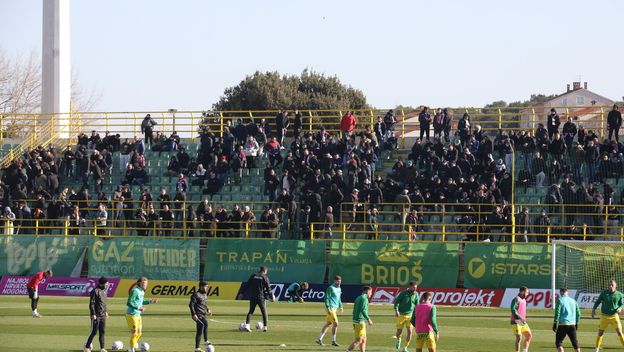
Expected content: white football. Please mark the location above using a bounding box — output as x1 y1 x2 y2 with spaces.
141 342 150 351
112 341 124 350
238 323 246 331
255 321 264 330
206 344 215 352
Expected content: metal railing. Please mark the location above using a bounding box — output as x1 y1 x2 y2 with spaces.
2 218 288 239
3 201 622 243
0 110 76 168
333 201 622 242
3 216 621 243
308 222 623 243
1 105 614 144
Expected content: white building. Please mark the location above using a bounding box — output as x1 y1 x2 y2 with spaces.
521 82 615 134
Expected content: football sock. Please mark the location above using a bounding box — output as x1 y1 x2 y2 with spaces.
619 333 624 346
318 333 325 340
596 335 604 348
404 338 411 348
130 333 140 350
332 333 337 342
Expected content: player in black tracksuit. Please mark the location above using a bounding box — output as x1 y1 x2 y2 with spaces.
189 281 212 351
238 266 274 331
84 277 108 352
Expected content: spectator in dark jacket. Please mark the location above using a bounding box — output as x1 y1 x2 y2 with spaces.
585 140 600 183
533 209 551 242
547 108 561 140
418 107 432 141
531 152 548 187
457 113 471 147
140 114 158 147
608 104 622 142
293 110 303 139
549 132 566 163
562 116 577 150
545 184 563 215
517 207 531 242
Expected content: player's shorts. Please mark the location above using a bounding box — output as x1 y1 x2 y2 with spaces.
353 322 366 339
599 314 622 331
555 325 579 349
414 331 436 349
125 314 142 331
27 287 37 300
326 308 338 324
396 314 412 329
511 322 531 335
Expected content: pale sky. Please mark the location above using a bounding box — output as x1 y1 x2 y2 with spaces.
1 0 622 111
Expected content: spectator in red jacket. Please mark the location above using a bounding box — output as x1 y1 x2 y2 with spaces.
340 111 357 141
27 269 53 317
265 137 283 167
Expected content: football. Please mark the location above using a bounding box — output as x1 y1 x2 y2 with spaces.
111 341 124 350
141 342 150 351
206 344 215 352
255 321 264 330
238 323 246 331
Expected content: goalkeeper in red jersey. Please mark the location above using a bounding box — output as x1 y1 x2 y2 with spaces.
26 270 53 318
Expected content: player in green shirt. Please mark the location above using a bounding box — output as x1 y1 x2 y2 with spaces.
125 276 158 352
553 288 580 352
317 275 343 346
346 286 373 352
592 279 624 351
393 280 419 352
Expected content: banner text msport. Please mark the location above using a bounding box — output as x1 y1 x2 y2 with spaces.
0 276 119 297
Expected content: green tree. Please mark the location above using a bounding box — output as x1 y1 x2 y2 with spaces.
213 69 368 110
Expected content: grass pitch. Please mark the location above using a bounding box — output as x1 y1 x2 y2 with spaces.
0 296 619 351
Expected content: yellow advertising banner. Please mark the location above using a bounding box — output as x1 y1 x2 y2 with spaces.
115 279 240 299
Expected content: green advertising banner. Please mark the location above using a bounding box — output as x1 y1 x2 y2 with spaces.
328 242 460 287
204 239 326 282
0 236 88 276
88 238 200 280
464 243 553 289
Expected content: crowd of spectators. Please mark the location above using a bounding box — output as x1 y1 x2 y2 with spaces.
0 105 622 241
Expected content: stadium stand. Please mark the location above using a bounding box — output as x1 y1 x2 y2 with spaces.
0 106 622 242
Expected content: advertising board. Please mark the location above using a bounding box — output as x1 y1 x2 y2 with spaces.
115 279 240 299
0 276 119 296
238 282 364 303
370 287 504 307
500 288 577 309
